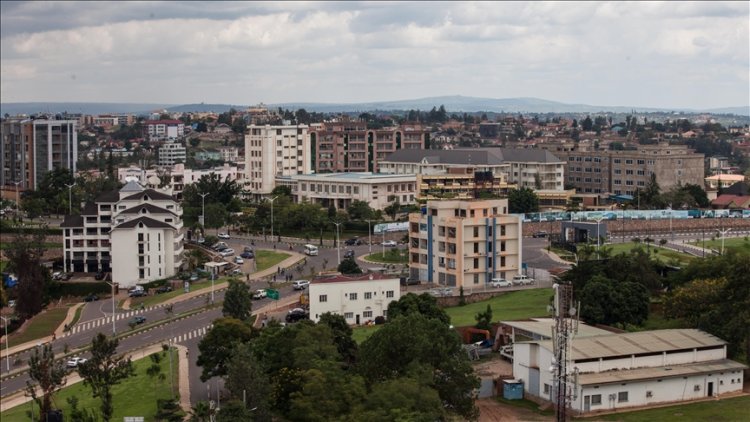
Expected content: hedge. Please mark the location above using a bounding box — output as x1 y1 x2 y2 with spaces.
49 281 111 298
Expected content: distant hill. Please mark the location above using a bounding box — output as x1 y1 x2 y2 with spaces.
3 96 747 116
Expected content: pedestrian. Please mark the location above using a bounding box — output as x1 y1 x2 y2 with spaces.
273 274 276 282
246 274 250 282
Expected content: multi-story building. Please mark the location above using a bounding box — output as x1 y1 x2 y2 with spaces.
144 119 185 141
244 124 311 198
218 146 240 163
557 142 705 195
309 273 401 325
381 148 565 191
310 119 427 173
117 163 243 199
417 167 516 201
276 172 417 210
61 180 183 287
1 118 78 192
158 141 187 166
408 199 522 288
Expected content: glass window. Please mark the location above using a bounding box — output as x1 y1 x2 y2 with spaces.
364 292 372 299
319 295 327 302
591 394 602 405
618 391 628 402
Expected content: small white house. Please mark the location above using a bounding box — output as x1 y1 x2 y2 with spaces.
512 329 746 415
309 273 400 325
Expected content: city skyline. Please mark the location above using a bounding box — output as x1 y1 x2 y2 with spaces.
1 1 748 109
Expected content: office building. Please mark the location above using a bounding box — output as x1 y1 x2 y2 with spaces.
244 124 311 198
158 141 187 166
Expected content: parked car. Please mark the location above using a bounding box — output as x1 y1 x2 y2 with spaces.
61 273 73 281
292 280 310 290
52 271 63 281
190 273 199 282
130 316 146 325
234 256 244 264
532 231 549 238
344 250 355 259
94 271 106 281
217 233 230 239
212 242 228 251
231 268 243 276
219 248 235 257
489 278 512 288
129 290 147 298
382 240 397 247
400 276 420 286
83 294 99 302
512 275 534 285
344 237 362 246
253 289 267 300
67 357 87 368
285 308 309 323
155 286 173 294
240 251 254 259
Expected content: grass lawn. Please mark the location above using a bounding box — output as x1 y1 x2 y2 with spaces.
7 306 70 348
68 305 84 328
352 325 382 344
130 280 213 308
255 250 291 272
606 242 695 265
364 249 408 264
689 237 750 255
1 348 180 421
445 288 553 327
594 395 750 421
0 242 62 250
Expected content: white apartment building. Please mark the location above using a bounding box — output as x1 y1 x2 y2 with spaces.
275 172 417 210
61 180 184 287
408 199 522 288
218 146 240 163
309 273 401 325
244 124 311 198
144 119 185 141
117 163 243 198
513 329 746 415
158 141 187 166
381 148 565 191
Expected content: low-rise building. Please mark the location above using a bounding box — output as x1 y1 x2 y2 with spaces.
417 168 516 201
308 273 401 325
117 163 243 199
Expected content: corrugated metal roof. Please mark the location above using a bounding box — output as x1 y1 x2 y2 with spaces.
578 359 747 386
501 318 614 339
383 148 562 165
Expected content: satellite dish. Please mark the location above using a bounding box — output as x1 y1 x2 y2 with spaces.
569 307 577 316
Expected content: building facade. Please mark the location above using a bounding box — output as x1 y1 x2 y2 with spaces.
1 118 78 191
408 199 523 287
117 163 243 199
276 172 417 210
158 141 187 166
61 181 183 287
417 167 516 201
309 273 401 325
144 120 185 141
244 124 311 197
310 119 427 173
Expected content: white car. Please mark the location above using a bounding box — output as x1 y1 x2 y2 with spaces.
292 280 310 290
253 289 267 300
512 275 534 285
489 278 512 288
382 240 397 247
218 233 230 239
67 357 87 368
219 248 235 257
234 256 244 264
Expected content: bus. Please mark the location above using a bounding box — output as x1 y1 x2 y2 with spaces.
304 244 319 256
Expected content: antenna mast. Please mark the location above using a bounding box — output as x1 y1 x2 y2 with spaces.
551 282 578 421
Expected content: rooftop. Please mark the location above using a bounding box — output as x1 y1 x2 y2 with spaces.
501 318 614 339
290 172 415 181
113 216 175 230
578 359 746 386
311 273 398 284
383 148 563 165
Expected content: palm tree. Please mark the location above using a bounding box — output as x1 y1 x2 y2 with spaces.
188 400 213 422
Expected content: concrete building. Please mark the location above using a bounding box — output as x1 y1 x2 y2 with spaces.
117 163 243 199
276 172 417 210
218 146 240 163
308 273 401 325
310 119 427 173
557 143 705 195
1 118 78 191
416 167 516 201
144 119 185 141
244 124 311 198
512 329 746 415
408 199 523 287
158 141 187 166
61 180 183 287
381 148 565 191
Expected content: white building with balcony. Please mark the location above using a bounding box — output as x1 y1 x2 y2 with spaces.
309 273 401 325
61 180 183 287
158 141 187 166
244 124 311 199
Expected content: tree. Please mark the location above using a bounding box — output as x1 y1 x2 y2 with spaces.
155 399 183 422
224 343 272 420
475 304 493 330
581 116 593 131
386 293 450 325
66 396 98 422
26 344 67 420
508 187 539 214
271 185 292 198
578 276 650 327
146 352 167 399
197 317 254 381
347 200 374 220
384 201 401 221
337 257 363 275
222 280 252 322
318 313 358 365
188 401 214 422
352 375 445 422
78 333 135 422
4 229 51 319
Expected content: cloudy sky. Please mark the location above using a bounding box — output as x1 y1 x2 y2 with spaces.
1 1 748 109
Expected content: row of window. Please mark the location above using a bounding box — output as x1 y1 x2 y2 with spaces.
318 291 395 303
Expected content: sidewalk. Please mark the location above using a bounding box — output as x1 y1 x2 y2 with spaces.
0 303 83 360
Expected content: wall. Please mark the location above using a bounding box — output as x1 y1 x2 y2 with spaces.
309 278 400 324
523 218 750 238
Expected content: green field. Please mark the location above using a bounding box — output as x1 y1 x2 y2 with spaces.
7 306 70 348
255 250 291 272
690 237 750 255
446 288 553 327
1 348 180 421
129 280 214 308
352 325 382 344
594 395 750 421
606 242 695 265
364 249 408 264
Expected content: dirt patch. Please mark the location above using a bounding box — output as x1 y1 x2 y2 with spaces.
477 398 552 422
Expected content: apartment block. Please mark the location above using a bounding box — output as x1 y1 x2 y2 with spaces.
144 119 185 141
158 141 187 166
417 167 516 201
408 199 522 288
310 119 427 173
0 118 78 191
244 124 311 198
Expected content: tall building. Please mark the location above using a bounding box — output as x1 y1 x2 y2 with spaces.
408 199 522 288
158 141 187 166
1 118 78 191
310 119 427 173
61 180 183 287
144 119 185 141
244 124 311 198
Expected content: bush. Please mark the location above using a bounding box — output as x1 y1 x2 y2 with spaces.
374 316 386 325
49 282 111 298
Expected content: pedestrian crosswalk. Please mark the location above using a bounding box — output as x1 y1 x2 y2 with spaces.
169 324 213 344
64 305 161 336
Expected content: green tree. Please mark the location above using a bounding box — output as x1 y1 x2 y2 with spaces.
288 367 367 422
26 344 68 420
216 400 255 421
347 200 374 220
271 185 292 198
155 398 183 422
353 375 445 422
222 280 252 322
318 313 358 365
224 343 272 420
188 401 214 422
78 334 135 422
4 229 51 319
337 257 363 275
386 293 450 325
384 201 401 221
508 187 539 214
475 304 493 330
197 317 254 381
578 276 650 327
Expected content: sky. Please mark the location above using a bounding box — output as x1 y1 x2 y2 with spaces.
1 1 748 109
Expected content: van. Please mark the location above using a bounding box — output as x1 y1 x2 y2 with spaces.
304 244 318 256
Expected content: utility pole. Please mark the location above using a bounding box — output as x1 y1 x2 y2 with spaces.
719 228 732 255
367 219 373 253
331 220 342 265
269 196 279 242
65 182 76 215
198 192 209 228
551 283 579 422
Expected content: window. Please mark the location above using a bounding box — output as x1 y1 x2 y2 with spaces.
618 392 628 402
386 290 394 298
543 384 550 395
344 312 353 319
363 310 373 318
364 292 372 299
319 295 327 302
349 293 358 300
591 394 602 405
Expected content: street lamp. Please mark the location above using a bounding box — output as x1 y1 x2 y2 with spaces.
105 282 116 335
668 203 673 242
367 219 373 253
65 182 76 215
331 220 342 265
0 316 9 373
719 228 732 255
269 196 279 242
594 217 604 259
198 192 209 228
